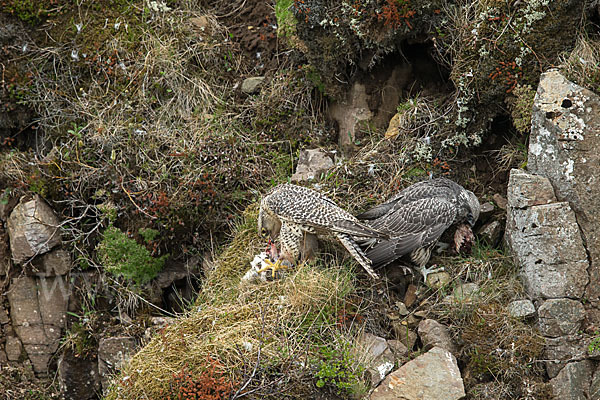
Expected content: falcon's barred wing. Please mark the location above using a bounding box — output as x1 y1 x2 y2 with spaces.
357 178 461 220
365 198 457 268
266 184 387 239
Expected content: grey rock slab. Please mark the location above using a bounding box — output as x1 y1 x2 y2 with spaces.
241 76 265 94
506 169 556 209
59 351 101 400
370 346 465 400
507 299 536 318
7 195 61 264
538 299 585 337
418 319 458 355
506 200 588 299
544 334 588 378
360 333 395 387
7 275 67 375
5 335 22 361
291 149 334 182
98 336 138 391
477 220 503 247
28 249 71 276
550 360 593 400
527 70 600 321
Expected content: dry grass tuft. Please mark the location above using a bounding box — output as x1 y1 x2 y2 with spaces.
108 205 369 399
559 34 600 94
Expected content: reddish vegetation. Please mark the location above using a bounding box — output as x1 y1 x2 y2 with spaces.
378 0 416 30
160 360 235 400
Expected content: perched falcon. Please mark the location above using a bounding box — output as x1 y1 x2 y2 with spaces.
258 183 389 279
356 178 480 282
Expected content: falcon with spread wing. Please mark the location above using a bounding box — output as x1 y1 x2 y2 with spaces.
258 183 389 279
356 178 480 282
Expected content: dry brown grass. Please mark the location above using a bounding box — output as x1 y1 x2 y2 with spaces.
107 206 370 399
559 34 600 94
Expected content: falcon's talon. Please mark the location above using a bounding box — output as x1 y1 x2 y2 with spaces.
257 258 290 277
420 264 445 283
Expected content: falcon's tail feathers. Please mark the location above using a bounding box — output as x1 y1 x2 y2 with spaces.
336 233 380 280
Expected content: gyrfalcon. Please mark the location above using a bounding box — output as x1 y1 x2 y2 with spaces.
355 178 480 282
258 183 389 279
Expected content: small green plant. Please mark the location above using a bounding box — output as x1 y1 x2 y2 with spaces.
505 84 536 134
139 227 160 243
588 332 600 354
67 122 84 139
275 0 296 38
97 225 168 286
314 343 365 396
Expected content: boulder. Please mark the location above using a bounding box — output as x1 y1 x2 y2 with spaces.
370 346 465 400
550 360 593 400
538 299 586 338
58 350 100 400
7 195 61 264
527 70 600 324
291 149 334 182
241 76 265 94
506 168 557 208
418 319 458 355
98 336 138 391
507 299 536 319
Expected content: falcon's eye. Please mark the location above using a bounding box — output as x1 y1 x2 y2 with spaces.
260 228 268 237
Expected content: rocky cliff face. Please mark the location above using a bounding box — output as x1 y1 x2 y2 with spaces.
505 70 600 399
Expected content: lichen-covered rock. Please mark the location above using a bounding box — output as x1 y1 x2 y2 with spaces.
550 360 593 400
241 76 265 94
7 195 61 264
360 333 395 387
291 149 334 182
538 299 586 338
507 299 536 319
528 70 600 325
98 336 138 391
544 334 588 379
506 180 588 299
506 169 556 208
370 346 465 400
